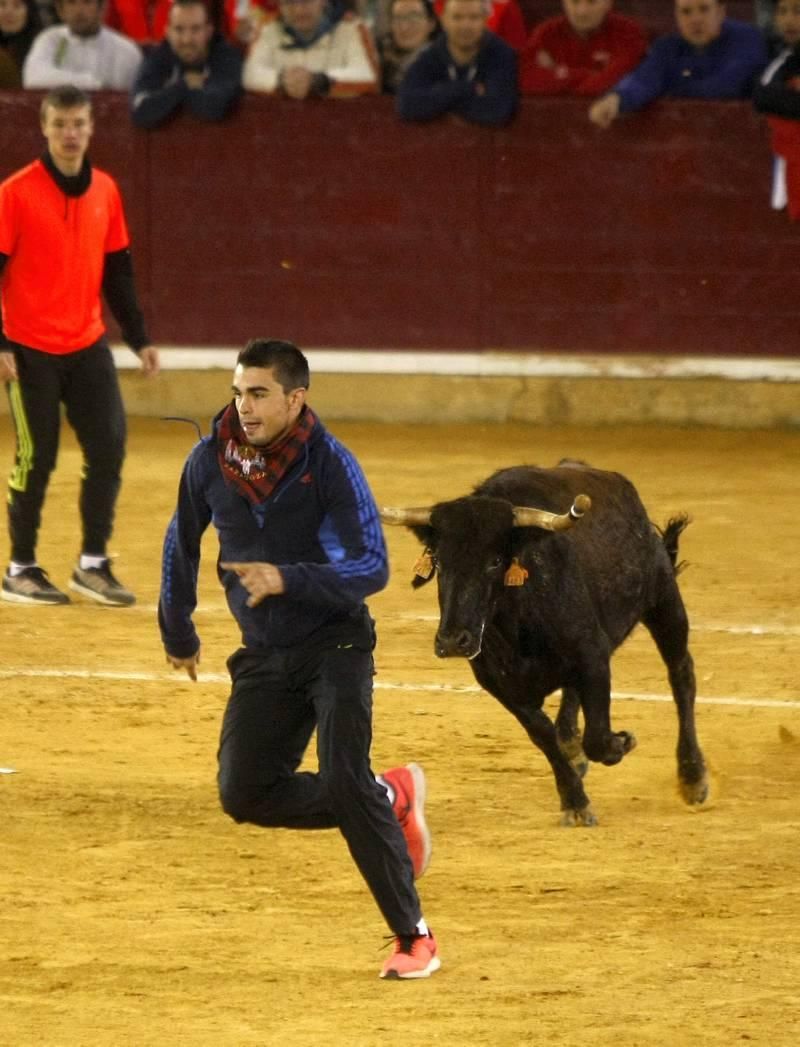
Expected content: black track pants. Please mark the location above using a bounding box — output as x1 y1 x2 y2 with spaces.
217 643 422 936
5 340 126 563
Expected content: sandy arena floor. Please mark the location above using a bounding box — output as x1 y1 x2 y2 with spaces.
1 415 799 1046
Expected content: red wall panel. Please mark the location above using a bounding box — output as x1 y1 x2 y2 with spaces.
0 91 796 356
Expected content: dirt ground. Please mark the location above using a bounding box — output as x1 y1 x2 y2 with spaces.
1 414 799 1047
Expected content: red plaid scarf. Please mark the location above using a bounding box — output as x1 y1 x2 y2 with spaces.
216 402 317 505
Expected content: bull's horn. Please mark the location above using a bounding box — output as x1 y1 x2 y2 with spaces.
379 506 433 526
512 494 592 531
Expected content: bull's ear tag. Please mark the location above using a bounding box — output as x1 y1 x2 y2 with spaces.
504 558 528 586
413 549 435 581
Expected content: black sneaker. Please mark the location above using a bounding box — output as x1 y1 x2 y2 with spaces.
1 566 71 605
69 559 136 607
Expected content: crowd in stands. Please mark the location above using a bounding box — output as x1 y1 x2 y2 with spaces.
2 0 800 213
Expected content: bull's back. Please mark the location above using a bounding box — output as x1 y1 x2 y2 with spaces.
479 465 667 645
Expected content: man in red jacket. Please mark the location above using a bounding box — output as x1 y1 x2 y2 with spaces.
0 86 159 606
519 0 647 96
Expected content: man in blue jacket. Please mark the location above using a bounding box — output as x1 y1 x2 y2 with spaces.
396 0 517 125
588 0 768 127
158 338 440 980
130 0 242 128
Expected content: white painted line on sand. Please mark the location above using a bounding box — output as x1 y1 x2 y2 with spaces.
0 667 797 709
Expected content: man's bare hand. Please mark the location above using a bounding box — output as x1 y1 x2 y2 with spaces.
138 345 160 376
536 49 555 69
184 70 208 90
281 67 314 100
0 352 18 382
588 93 621 129
220 561 285 606
167 651 200 681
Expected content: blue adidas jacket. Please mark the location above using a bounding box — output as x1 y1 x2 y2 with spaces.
615 19 768 112
158 408 389 659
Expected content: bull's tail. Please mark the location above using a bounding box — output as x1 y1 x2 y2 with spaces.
656 513 691 575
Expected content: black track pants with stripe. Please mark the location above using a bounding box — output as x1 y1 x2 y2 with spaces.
5 340 126 564
217 641 423 937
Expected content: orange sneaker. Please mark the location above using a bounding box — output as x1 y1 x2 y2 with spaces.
381 763 431 879
380 932 441 980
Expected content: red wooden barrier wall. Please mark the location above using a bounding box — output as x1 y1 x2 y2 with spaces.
0 91 797 357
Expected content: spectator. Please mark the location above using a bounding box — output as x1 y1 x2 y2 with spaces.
755 0 800 116
396 0 517 124
588 0 768 128
0 0 42 86
433 0 527 50
242 0 379 97
23 0 142 89
0 85 158 607
130 0 243 127
519 0 648 97
753 0 800 215
379 0 438 92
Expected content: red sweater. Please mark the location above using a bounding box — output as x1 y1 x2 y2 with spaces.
519 12 647 97
104 0 172 44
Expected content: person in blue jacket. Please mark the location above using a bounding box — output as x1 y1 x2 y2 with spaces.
588 0 768 128
130 0 242 128
396 0 517 125
158 338 440 980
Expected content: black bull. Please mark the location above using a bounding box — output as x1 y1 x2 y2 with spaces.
380 462 709 826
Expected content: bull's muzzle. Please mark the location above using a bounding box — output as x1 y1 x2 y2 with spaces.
435 628 482 660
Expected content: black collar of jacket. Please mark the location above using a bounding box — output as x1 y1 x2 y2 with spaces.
41 150 92 197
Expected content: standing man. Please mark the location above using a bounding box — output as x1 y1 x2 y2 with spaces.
130 0 243 129
396 0 518 125
0 85 159 607
159 338 440 980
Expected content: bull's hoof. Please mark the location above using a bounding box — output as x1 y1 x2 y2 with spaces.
586 730 637 766
560 804 598 827
680 773 710 806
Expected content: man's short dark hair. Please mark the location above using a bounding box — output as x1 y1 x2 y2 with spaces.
237 339 310 393
170 0 211 17
40 85 92 120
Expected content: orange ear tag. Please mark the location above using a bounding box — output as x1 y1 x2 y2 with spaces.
504 558 529 587
413 550 435 581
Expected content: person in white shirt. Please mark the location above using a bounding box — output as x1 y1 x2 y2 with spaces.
23 0 141 89
243 0 378 98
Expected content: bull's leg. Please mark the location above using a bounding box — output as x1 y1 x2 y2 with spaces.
643 582 709 805
555 687 588 779
574 658 637 766
496 697 598 826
